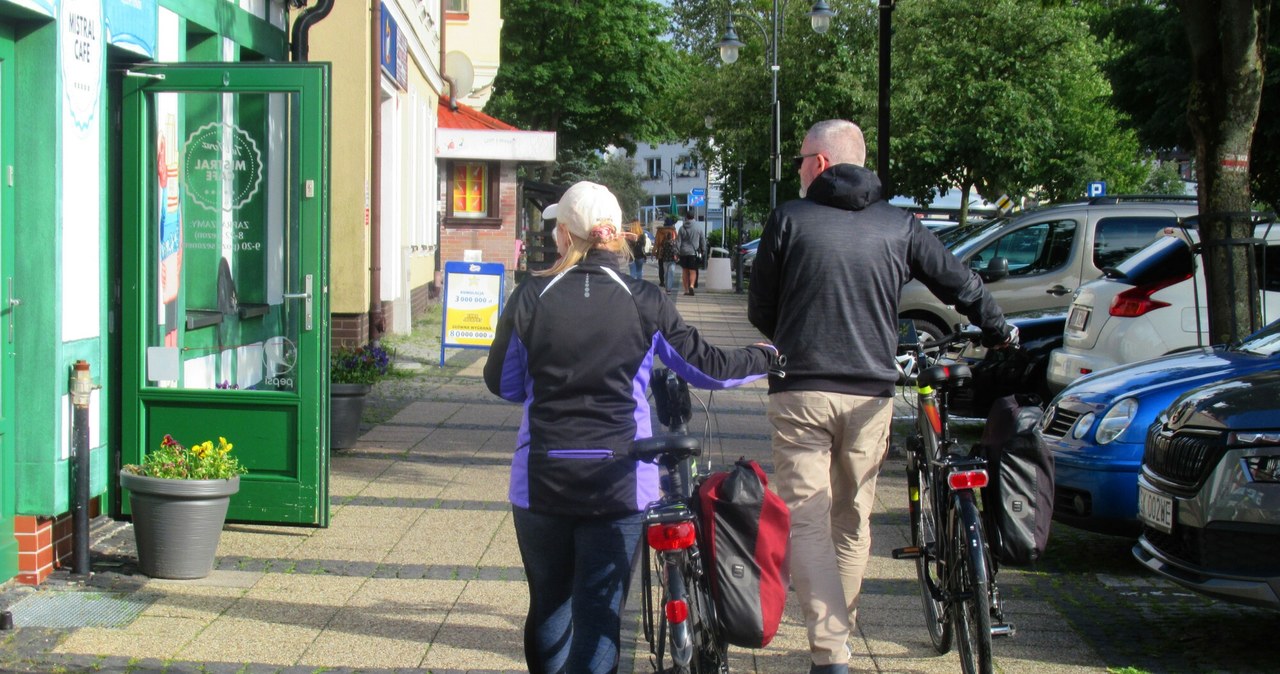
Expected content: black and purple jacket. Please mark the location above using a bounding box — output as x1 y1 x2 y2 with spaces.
484 249 773 517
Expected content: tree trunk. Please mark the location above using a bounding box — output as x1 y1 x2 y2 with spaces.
1178 0 1269 344
957 175 974 228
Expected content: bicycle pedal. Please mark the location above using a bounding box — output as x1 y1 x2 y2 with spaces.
891 546 923 560
991 622 1015 638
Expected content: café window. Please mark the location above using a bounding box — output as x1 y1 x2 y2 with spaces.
447 160 500 226
646 157 662 180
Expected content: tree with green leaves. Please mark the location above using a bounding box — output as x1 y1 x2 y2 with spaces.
486 0 687 178
891 0 1146 225
668 0 877 224
1178 0 1271 343
1091 2 1277 211
595 152 650 221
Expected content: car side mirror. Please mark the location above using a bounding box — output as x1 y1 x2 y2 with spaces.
980 256 1009 282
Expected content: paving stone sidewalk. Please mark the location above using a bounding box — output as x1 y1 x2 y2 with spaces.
2 269 1266 673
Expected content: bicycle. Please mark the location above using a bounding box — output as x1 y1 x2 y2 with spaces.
891 323 1014 674
630 367 728 674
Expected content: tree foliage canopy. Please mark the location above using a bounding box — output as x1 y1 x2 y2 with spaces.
891 0 1145 221
486 0 686 161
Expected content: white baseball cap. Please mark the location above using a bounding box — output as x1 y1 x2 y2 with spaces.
541 181 623 242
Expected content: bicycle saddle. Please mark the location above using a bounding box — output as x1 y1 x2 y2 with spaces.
631 434 702 464
918 361 972 388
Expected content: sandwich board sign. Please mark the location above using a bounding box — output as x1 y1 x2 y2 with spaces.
440 261 505 366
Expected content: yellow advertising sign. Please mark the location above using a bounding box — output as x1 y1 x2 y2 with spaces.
440 261 505 366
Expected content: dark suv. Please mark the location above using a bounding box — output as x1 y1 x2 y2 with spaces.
1133 366 1280 609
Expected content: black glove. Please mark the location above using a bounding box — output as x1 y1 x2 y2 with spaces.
981 324 1019 349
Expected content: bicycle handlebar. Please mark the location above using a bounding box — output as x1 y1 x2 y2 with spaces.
917 324 985 352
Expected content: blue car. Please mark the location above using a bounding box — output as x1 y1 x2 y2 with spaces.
1044 318 1280 535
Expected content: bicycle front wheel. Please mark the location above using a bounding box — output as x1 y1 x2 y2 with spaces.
950 492 993 674
908 444 951 654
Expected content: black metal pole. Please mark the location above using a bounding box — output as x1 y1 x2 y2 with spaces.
878 0 894 197
71 360 92 577
769 0 780 210
734 166 745 293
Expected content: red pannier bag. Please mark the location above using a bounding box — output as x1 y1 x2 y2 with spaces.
697 458 790 648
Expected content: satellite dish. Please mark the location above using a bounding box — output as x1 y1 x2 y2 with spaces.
444 51 475 99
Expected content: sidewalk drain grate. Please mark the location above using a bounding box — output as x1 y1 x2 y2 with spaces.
8 590 155 628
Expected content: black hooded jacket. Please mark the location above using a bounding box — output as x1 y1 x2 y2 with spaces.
748 164 1008 397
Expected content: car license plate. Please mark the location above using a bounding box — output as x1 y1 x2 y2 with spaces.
1068 306 1090 332
1138 485 1174 533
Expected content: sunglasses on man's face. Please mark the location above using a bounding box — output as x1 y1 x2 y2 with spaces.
792 153 820 171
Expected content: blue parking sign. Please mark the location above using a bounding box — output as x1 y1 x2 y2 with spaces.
1088 181 1107 198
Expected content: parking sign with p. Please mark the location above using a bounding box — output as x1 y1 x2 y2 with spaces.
1088 181 1107 198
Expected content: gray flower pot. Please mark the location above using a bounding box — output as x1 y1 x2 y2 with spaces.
330 383 371 450
120 471 239 580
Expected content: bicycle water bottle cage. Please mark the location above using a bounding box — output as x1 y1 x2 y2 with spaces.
918 362 972 388
651 367 693 428
631 434 701 466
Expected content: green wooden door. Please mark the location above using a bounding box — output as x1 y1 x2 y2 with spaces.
120 63 331 525
0 24 17 579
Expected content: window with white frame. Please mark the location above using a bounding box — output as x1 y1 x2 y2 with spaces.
646 157 662 180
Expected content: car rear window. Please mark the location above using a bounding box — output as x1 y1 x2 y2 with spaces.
1093 216 1181 269
1108 235 1194 285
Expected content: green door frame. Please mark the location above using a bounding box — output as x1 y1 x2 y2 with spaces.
120 63 331 526
0 23 17 580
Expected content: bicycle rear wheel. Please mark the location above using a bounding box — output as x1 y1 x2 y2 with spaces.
950 492 993 674
686 569 728 673
907 442 952 654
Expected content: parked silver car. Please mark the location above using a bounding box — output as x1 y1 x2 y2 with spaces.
897 196 1200 343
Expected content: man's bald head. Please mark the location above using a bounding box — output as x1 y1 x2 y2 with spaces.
804 120 866 167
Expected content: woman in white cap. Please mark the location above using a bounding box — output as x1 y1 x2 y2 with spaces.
485 181 778 674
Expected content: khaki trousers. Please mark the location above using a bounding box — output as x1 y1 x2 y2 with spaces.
768 390 893 666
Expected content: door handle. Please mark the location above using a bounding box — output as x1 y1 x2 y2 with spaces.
6 277 18 343
283 274 313 331
1045 285 1072 296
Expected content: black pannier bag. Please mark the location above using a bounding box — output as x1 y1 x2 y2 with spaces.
975 394 1053 566
696 458 790 648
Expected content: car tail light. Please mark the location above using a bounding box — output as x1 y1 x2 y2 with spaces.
1109 272 1192 318
647 521 696 551
948 470 988 490
665 599 689 623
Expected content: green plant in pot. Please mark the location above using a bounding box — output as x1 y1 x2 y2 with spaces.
120 435 248 579
330 343 392 449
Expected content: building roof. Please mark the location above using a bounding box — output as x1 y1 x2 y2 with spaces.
437 101 516 131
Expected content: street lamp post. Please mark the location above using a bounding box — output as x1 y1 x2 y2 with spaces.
734 165 745 293
718 1 835 210
879 0 895 197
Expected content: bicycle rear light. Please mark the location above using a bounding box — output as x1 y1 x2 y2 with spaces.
665 599 689 624
947 469 988 490
647 521 697 550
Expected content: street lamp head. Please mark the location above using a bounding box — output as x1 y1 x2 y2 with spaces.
717 18 745 65
808 1 836 35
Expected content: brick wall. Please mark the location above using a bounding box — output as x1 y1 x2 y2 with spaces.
16 498 100 585
440 162 519 271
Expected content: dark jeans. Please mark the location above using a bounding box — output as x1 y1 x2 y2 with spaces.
513 506 644 674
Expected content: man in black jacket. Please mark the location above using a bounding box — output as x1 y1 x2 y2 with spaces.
748 119 1016 674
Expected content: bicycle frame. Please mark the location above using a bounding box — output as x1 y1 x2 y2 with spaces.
893 327 1013 674
634 368 728 674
